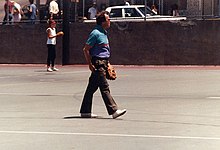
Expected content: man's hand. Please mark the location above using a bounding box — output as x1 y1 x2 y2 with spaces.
89 63 95 72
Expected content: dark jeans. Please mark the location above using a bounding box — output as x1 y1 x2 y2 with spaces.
47 44 56 67
3 13 13 25
80 58 118 115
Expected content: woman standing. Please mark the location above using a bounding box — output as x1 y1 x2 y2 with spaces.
46 19 64 72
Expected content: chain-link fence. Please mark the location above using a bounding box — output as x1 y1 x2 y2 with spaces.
187 0 218 19
78 0 220 19
1 0 220 25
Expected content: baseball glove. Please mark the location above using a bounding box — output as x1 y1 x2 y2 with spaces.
57 31 64 36
106 64 117 80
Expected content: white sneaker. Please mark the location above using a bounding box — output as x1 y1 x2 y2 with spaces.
81 113 98 118
52 67 59 71
47 67 53 72
112 109 127 119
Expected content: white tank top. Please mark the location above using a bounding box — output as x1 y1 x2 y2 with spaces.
46 28 56 45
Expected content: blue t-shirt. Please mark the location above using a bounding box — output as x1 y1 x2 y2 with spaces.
86 25 110 58
30 4 37 20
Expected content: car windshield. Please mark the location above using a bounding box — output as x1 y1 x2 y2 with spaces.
109 8 123 17
138 6 156 16
124 8 142 17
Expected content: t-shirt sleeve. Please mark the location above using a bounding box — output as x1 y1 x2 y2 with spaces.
88 8 91 13
46 28 50 33
86 31 97 47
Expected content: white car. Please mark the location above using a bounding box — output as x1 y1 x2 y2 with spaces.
105 5 186 22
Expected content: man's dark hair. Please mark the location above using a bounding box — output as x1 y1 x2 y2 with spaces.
96 11 109 25
29 0 34 4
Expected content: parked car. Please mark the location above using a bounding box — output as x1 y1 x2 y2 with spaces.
105 5 186 22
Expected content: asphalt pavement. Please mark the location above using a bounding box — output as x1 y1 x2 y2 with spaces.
0 64 220 150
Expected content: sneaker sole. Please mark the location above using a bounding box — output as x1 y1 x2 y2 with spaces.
81 114 98 118
113 110 127 119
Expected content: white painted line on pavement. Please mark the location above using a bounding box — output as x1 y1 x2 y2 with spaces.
0 130 220 141
0 92 73 96
207 97 220 99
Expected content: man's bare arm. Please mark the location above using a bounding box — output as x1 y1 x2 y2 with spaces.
83 44 95 72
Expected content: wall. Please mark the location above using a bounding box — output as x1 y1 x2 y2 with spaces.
1 20 220 65
0 24 62 64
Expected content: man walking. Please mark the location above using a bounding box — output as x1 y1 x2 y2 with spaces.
88 2 97 20
3 0 14 25
80 11 126 119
